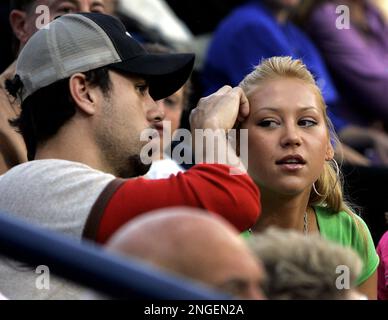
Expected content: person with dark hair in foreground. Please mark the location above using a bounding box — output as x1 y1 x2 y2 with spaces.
0 13 260 299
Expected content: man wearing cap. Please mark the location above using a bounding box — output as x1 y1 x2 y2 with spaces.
0 0 117 175
0 13 259 299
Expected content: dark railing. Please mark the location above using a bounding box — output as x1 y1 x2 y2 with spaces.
0 211 229 300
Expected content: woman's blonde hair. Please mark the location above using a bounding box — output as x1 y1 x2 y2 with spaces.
239 56 354 216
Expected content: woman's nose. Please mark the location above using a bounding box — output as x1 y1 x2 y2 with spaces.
280 125 302 148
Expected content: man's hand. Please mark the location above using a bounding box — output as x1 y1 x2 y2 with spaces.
189 86 250 173
189 86 250 131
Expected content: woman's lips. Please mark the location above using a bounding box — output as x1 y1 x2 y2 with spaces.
277 163 305 171
275 155 306 172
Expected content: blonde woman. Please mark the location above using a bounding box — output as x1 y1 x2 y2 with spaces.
239 57 379 299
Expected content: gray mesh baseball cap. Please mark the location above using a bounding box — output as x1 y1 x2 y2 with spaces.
15 12 195 101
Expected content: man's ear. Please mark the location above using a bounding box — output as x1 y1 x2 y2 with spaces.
69 73 99 116
9 10 29 45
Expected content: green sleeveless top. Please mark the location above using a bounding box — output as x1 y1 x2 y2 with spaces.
242 206 379 285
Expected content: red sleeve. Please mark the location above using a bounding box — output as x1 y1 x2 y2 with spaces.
90 164 260 244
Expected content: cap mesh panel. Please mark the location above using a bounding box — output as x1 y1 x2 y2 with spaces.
16 14 121 101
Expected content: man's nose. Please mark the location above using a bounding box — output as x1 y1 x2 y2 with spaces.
148 99 165 122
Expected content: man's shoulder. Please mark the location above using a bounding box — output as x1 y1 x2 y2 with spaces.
3 159 106 176
0 159 117 239
0 159 116 192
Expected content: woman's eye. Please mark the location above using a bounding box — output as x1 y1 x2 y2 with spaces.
163 98 178 108
257 120 279 128
298 119 317 127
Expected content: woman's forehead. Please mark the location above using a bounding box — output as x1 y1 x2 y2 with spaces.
247 78 321 112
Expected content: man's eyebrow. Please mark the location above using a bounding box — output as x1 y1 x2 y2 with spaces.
133 79 150 88
133 78 149 84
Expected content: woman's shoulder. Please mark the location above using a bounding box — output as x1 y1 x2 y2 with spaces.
315 205 354 223
315 206 379 285
315 205 369 245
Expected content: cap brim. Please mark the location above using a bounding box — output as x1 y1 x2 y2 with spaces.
109 53 195 100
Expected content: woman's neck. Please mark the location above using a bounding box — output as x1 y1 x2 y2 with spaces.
252 187 315 234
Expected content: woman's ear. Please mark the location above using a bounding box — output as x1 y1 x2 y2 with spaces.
69 73 98 116
325 143 335 161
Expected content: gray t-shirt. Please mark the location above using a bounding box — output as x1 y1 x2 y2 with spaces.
0 159 115 299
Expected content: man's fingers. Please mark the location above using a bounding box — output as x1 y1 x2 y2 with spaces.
216 85 233 95
238 91 250 121
192 86 250 130
196 86 232 109
227 87 250 122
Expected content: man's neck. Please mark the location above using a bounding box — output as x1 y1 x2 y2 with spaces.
34 128 114 175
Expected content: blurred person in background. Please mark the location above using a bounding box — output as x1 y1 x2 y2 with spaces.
117 0 193 49
377 231 388 300
143 43 193 179
303 0 388 164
